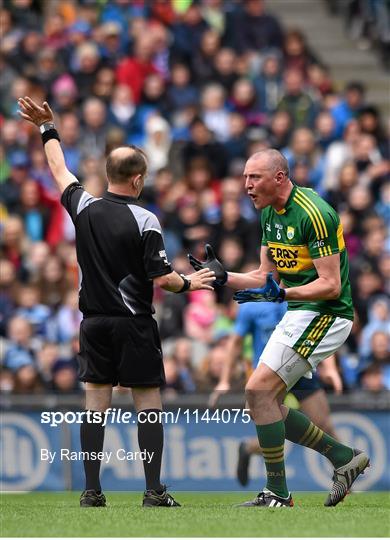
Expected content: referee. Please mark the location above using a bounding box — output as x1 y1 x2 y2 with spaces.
18 97 215 508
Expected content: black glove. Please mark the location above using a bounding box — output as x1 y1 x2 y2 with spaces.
188 244 227 285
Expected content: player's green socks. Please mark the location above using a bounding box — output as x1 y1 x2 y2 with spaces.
256 420 289 498
284 408 353 468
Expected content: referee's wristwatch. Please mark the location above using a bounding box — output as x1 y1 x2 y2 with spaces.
177 273 191 293
39 122 56 133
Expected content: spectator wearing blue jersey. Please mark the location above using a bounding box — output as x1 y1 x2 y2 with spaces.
330 82 366 138
15 285 50 338
235 301 287 362
3 316 42 393
359 296 390 359
282 127 325 192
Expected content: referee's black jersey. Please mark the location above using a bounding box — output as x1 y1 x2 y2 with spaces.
61 182 172 317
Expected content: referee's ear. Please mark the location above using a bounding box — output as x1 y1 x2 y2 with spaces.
133 174 144 196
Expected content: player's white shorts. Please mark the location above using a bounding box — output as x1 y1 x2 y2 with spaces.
258 310 353 390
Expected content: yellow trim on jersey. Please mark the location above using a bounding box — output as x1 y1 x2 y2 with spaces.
267 242 314 273
296 189 329 239
275 208 286 215
296 189 328 236
293 194 323 239
293 197 321 239
294 191 326 239
319 245 333 257
337 223 346 251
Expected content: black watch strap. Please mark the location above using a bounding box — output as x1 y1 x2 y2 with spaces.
176 274 191 293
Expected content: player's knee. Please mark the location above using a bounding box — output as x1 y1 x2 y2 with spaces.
245 379 263 393
245 370 283 411
245 390 264 414
245 370 276 393
245 380 273 407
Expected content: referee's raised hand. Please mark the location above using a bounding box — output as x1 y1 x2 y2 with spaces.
18 96 54 126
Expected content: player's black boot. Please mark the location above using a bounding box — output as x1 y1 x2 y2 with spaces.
142 485 181 507
237 442 251 486
324 449 370 507
237 490 294 508
80 489 106 507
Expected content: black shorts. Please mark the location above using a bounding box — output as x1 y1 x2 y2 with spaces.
289 372 322 401
78 315 165 387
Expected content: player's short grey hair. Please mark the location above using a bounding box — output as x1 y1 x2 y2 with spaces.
250 149 290 177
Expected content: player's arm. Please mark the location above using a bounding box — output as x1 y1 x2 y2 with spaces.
227 245 278 289
188 244 278 290
209 333 244 407
285 205 343 301
285 253 341 301
317 354 343 395
219 334 244 385
154 269 215 293
18 97 77 194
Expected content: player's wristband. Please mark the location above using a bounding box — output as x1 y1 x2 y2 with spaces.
214 271 228 286
277 288 286 303
176 274 191 293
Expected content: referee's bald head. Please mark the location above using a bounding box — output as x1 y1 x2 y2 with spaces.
106 145 147 185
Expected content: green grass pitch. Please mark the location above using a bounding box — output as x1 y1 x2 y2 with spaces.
1 491 389 537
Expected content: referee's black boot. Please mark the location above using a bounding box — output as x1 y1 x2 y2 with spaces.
142 485 181 507
80 489 107 507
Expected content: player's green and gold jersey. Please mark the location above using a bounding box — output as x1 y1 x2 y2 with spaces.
261 185 354 320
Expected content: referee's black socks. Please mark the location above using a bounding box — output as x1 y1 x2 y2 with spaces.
80 410 106 492
137 409 164 492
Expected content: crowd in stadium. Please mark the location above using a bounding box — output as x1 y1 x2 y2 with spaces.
1 0 389 397
327 0 390 70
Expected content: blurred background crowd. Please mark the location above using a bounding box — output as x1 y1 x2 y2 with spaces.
0 0 389 398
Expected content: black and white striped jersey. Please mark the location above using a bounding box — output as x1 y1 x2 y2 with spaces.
61 182 172 317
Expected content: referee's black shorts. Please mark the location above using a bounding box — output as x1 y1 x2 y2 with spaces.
78 315 165 387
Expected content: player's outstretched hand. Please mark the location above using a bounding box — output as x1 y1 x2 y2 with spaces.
188 244 227 285
18 97 54 126
188 268 216 291
233 272 286 303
